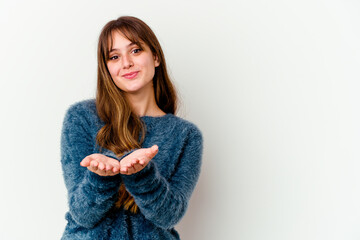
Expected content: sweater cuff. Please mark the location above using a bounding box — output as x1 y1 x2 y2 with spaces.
121 161 159 193
85 170 121 190
102 148 138 161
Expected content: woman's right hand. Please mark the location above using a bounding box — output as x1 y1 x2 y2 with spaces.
120 145 159 175
80 154 120 176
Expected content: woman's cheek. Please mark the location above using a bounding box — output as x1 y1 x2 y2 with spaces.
107 63 118 77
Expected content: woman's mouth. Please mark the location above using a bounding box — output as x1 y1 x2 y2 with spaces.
122 71 139 79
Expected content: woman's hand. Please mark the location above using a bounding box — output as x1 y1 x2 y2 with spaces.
120 145 158 175
80 154 120 176
79 145 158 176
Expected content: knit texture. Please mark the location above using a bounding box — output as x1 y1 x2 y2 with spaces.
60 99 203 240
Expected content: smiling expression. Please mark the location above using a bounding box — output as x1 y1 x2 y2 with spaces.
106 31 160 96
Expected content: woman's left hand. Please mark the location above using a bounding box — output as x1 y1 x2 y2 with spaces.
120 145 158 175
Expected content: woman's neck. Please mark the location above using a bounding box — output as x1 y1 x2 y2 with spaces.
125 89 165 117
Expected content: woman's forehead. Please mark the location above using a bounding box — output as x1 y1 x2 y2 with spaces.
107 30 144 50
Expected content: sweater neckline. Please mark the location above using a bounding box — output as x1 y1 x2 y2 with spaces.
140 113 172 120
140 113 173 126
140 113 171 118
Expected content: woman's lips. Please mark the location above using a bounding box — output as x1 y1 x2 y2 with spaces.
122 71 139 79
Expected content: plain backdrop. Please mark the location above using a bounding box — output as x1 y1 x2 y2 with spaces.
1 0 359 239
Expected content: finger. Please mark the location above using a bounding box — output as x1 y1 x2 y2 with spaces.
146 145 159 157
90 162 99 171
98 162 105 171
132 163 144 172
138 158 145 165
80 156 91 167
128 165 136 173
112 166 120 173
90 160 98 167
126 165 137 175
151 145 159 153
131 158 140 166
88 165 98 172
105 163 113 171
120 166 128 173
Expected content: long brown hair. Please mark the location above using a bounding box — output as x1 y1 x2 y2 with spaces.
95 16 177 213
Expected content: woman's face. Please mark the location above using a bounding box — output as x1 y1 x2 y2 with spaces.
106 31 160 96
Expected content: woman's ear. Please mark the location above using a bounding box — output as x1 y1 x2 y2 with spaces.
154 55 160 67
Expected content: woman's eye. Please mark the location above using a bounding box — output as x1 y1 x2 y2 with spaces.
132 49 142 54
109 56 118 60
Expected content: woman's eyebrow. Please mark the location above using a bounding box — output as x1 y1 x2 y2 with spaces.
109 42 137 53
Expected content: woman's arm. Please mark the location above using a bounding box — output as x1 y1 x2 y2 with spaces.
61 104 121 229
121 127 203 229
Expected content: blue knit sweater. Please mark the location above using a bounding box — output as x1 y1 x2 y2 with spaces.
60 99 203 240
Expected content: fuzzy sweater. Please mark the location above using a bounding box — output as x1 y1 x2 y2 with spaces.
60 99 203 240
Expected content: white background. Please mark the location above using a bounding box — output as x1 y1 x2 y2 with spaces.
1 0 359 239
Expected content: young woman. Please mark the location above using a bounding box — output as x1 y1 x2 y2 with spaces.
60 16 203 239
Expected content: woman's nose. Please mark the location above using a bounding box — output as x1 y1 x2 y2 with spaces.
122 54 133 69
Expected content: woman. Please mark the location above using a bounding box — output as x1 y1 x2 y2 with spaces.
60 16 203 239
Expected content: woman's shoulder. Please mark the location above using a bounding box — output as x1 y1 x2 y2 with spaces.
66 98 96 113
64 98 96 116
170 114 201 134
173 115 203 143
144 113 202 140
63 98 99 124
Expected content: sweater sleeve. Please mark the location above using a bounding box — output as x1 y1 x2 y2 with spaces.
60 104 121 229
121 126 203 229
